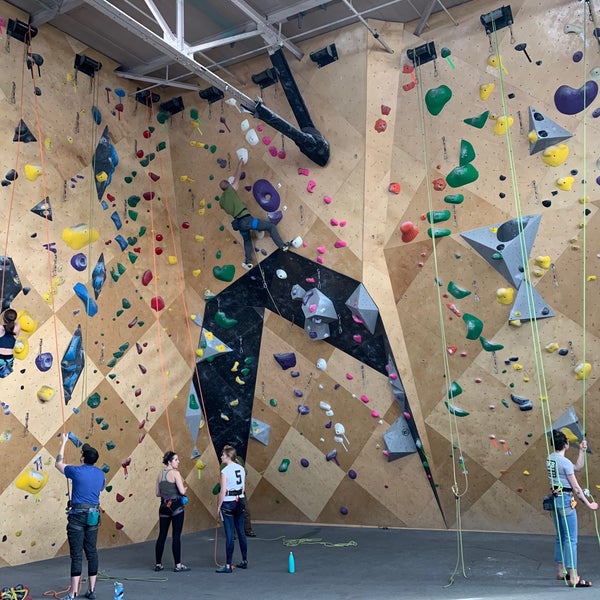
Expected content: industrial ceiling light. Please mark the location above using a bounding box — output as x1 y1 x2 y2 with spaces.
309 44 338 68
251 68 278 90
407 42 437 67
74 54 102 78
7 18 37 44
199 86 224 104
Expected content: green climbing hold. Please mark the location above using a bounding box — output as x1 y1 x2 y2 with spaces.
427 228 451 238
117 263 126 275
445 401 469 417
214 310 238 329
131 171 137 177
447 281 471 299
464 110 490 129
128 210 138 221
463 313 483 340
244 357 253 365
446 163 479 188
127 195 141 207
139 158 149 168
100 422 109 430
241 367 250 377
459 140 476 166
425 85 452 116
147 153 156 162
107 359 117 367
269 398 277 407
96 416 104 424
212 483 221 495
190 108 199 120
213 264 235 282
87 392 101 409
127 236 137 246
138 226 147 236
157 112 169 124
110 269 120 282
124 176 133 184
448 380 463 399
101 463 110 473
156 141 166 152
479 336 504 352
216 250 222 259
501 398 509 408
210 144 217 154
278 458 290 472
122 298 131 309
426 210 451 224
219 225 225 231
128 252 138 264
491 252 503 260
115 310 123 317
106 441 116 450
189 394 200 410
443 194 464 205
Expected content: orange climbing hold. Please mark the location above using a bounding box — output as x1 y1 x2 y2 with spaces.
388 182 401 194
400 221 419 243
374 119 387 133
433 178 446 191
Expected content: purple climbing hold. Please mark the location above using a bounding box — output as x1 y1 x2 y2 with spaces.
593 108 600 119
274 352 297 370
268 210 283 225
300 458 310 468
294 389 303 397
297 405 310 415
340 506 349 515
70 253 87 271
573 51 583 63
348 469 357 479
253 179 281 212
554 81 598 115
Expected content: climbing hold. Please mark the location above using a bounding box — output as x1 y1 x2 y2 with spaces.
447 281 471 299
278 458 290 472
464 111 490 129
25 164 43 181
493 116 514 136
534 256 551 269
316 358 327 370
446 303 461 317
300 458 310 468
400 221 419 242
214 311 238 329
427 228 451 238
574 362 591 380
62 224 100 250
459 140 476 166
480 337 504 352
425 85 452 115
425 210 451 224
446 163 479 187
554 81 598 115
463 313 483 339
274 352 296 370
374 118 387 132
141 270 153 286
334 240 347 248
445 401 469 417
545 342 559 353
496 287 514 304
150 296 165 311
448 380 463 399
388 182 401 194
73 283 98 317
487 54 507 73
37 385 56 402
253 179 281 212
212 265 235 282
556 176 575 191
542 144 569 166
510 393 533 411
479 83 495 101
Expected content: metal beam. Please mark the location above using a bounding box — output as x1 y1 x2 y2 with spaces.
266 0 333 25
414 0 457 36
227 0 304 59
30 0 84 25
115 72 203 92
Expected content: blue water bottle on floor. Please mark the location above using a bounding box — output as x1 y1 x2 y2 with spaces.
114 581 124 600
288 551 295 573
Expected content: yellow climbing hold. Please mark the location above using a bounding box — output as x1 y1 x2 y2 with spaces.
523 470 530 476
578 196 589 204
487 54 507 73
37 385 56 402
230 399 239 407
556 176 574 191
493 116 513 135
533 269 544 277
14 337 29 360
95 171 108 183
587 275 597 282
197 208 206 216
62 224 100 250
496 287 514 304
545 342 559 353
574 362 591 380
235 376 245 385
192 269 202 277
527 130 538 143
25 164 43 181
195 235 205 243
44 137 52 149
534 256 551 269
231 361 239 372
542 144 569 167
513 364 523 371
220 413 230 421
15 467 48 494
168 256 178 265
17 310 38 335
195 348 204 357
509 319 522 327
479 83 495 100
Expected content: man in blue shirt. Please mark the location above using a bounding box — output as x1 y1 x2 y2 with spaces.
56 434 105 600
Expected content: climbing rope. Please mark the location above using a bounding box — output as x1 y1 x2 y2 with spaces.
413 56 468 584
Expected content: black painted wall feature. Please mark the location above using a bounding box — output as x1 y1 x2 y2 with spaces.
192 250 444 521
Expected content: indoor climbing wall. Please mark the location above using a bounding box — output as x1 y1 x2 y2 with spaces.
0 0 598 569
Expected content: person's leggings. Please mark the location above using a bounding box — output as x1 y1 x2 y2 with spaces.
155 511 185 565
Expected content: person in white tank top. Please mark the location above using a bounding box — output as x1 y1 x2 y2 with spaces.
216 445 248 573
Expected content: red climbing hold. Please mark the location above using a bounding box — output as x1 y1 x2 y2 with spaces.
433 178 446 191
400 221 419 243
150 296 165 311
149 172 160 182
136 150 144 158
142 270 153 286
388 182 401 195
381 105 391 115
143 191 155 200
374 119 387 133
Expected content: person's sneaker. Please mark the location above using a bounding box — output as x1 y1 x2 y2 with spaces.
58 594 75 600
216 565 233 573
254 230 265 239
154 564 164 572
246 530 256 537
282 242 290 252
236 560 248 569
84 590 96 600
241 261 253 270
174 564 191 572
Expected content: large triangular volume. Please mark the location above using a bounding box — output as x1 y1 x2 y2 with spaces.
461 215 541 288
383 416 417 461
13 119 37 143
31 196 52 220
185 380 204 459
549 407 590 452
528 106 572 155
509 280 554 322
